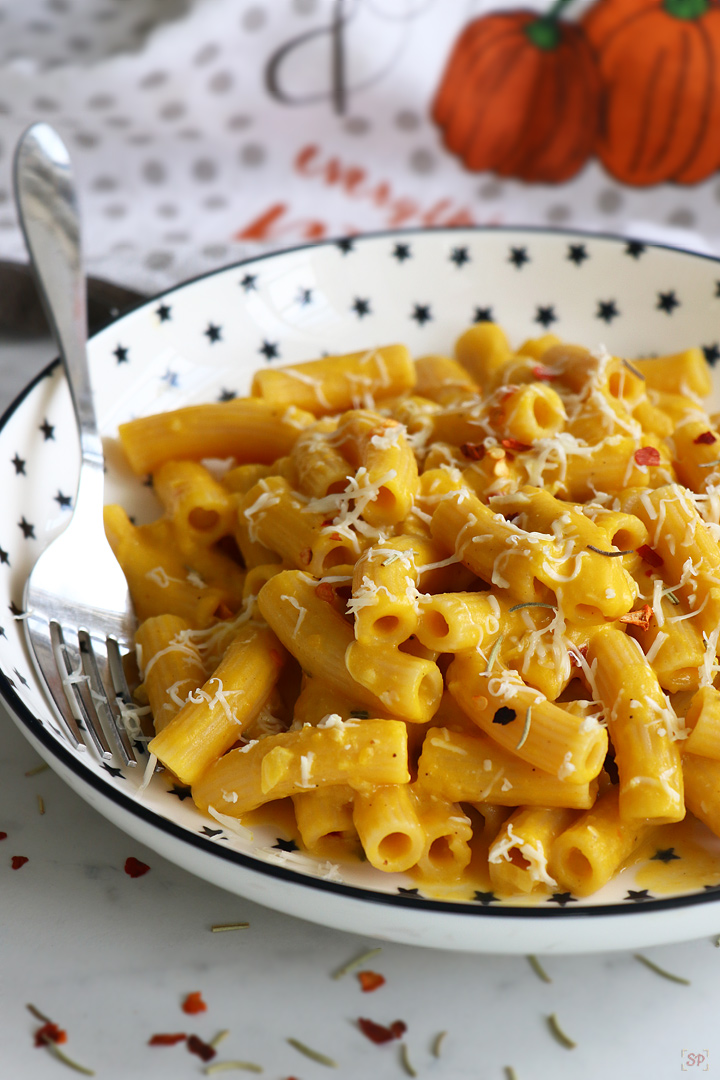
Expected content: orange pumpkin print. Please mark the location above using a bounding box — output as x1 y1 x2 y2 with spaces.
582 0 720 185
431 2 600 183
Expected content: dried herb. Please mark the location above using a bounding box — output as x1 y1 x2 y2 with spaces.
634 953 690 985
211 923 250 932
516 708 532 749
587 544 634 557
204 1062 263 1074
38 1035 95 1076
432 1031 447 1057
527 954 552 983
286 1037 338 1067
332 946 382 979
399 1043 417 1077
484 635 504 675
25 763 50 777
621 358 645 381
546 1013 576 1049
508 601 556 613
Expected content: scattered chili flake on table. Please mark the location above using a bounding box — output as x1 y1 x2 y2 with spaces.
636 544 663 568
357 1018 407 1044
182 991 208 1015
149 1033 187 1046
694 431 717 445
11 855 28 869
34 1022 67 1047
634 446 661 467
124 856 150 878
619 604 653 631
187 1034 217 1062
0 831 7 840
357 970 385 992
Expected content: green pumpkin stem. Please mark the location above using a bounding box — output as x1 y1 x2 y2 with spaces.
663 0 709 19
526 0 578 50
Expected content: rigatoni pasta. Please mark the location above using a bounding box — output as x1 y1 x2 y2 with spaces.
106 323 720 901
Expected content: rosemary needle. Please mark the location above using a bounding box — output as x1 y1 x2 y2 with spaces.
204 1063 263 1075
546 1013 576 1050
505 1068 519 1080
287 1037 338 1067
211 922 250 932
26 1003 52 1023
516 708 532 750
40 1035 95 1076
527 954 552 983
634 953 690 985
332 946 382 979
484 635 504 675
431 1030 447 1057
399 1042 417 1077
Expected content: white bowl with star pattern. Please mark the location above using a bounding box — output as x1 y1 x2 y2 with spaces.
3 226 720 954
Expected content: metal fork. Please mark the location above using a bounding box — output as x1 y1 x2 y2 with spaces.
14 123 138 767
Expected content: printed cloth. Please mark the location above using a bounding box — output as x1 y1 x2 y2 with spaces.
0 0 718 298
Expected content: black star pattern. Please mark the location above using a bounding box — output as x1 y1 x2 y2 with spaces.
156 303 172 322
474 890 499 905
113 344 129 364
240 273 258 292
703 343 720 365
273 837 298 853
0 626 6 639
625 889 654 902
200 826 225 838
411 303 432 326
39 419 54 440
161 369 179 388
132 740 147 756
473 306 494 323
535 305 557 328
54 491 72 509
703 883 720 891
9 601 23 617
297 287 313 306
508 246 529 269
567 243 589 266
351 297 372 318
597 299 620 323
169 784 191 800
450 246 470 268
218 388 237 402
205 323 222 344
651 847 680 863
397 886 421 896
102 763 124 778
625 241 646 259
11 454 25 475
657 290 679 314
18 517 35 539
548 892 578 906
13 668 28 687
392 242 412 263
259 340 280 361
336 237 356 254
0 547 9 566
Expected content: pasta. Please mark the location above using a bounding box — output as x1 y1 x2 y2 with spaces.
106 333 720 901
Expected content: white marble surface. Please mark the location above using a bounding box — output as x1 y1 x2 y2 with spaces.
2 335 720 1080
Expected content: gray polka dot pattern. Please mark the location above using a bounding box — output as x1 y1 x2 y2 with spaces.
0 0 712 300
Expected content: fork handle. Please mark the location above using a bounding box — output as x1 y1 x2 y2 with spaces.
13 123 102 468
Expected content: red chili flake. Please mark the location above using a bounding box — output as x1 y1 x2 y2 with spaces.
187 1034 216 1062
569 645 588 669
11 855 28 870
358 1018 407 1044
501 437 532 452
636 544 664 568
34 1023 67 1047
460 442 485 461
619 604 653 631
181 992 207 1015
149 1033 187 1047
330 532 343 542
316 582 336 604
634 446 661 467
0 831 7 840
357 970 386 993
532 364 557 381
694 431 717 445
299 547 313 566
124 856 150 878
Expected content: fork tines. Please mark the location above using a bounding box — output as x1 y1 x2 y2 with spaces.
44 620 138 767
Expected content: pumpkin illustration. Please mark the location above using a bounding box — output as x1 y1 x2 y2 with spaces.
431 3 600 183
582 0 720 185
